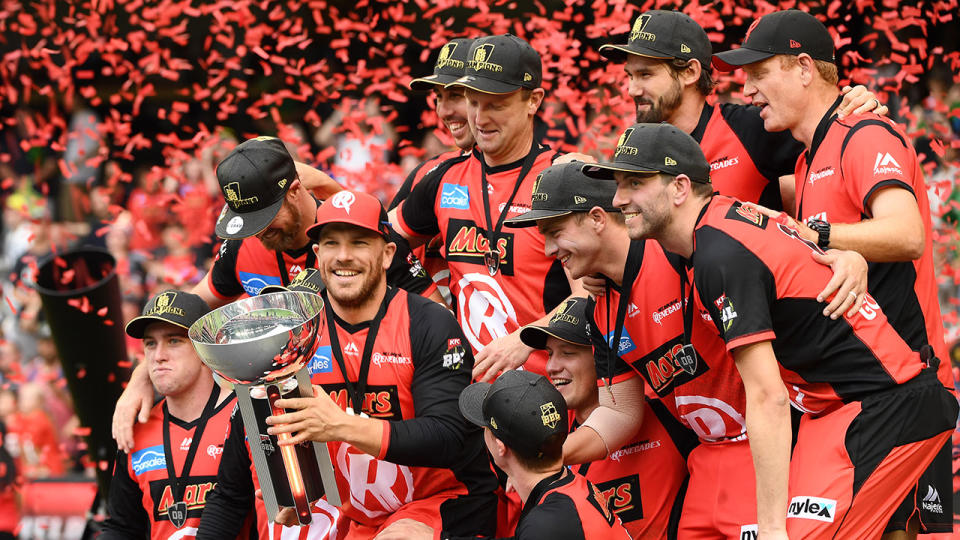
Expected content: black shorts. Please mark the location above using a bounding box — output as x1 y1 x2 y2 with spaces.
885 438 954 533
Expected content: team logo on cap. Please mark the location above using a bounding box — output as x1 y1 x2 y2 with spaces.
540 402 562 429
147 292 185 317
436 43 464 70
531 173 548 202
744 18 762 42
665 156 677 166
615 128 639 157
223 182 259 208
470 44 503 73
630 14 656 42
551 299 580 326
330 191 356 214
290 269 321 292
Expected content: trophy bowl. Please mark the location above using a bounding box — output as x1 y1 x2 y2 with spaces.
189 290 340 524
189 291 325 385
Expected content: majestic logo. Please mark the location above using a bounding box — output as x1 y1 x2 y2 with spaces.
469 44 503 72
440 183 470 209
922 485 943 514
574 195 587 205
615 128 639 157
445 219 516 275
789 39 801 48
179 437 192 451
344 342 360 356
540 402 561 428
664 156 677 166
308 345 334 374
238 271 283 296
435 43 463 70
873 152 903 176
630 14 655 42
223 182 259 208
787 496 836 522
809 166 835 184
331 190 356 214
131 445 166 475
147 292 185 317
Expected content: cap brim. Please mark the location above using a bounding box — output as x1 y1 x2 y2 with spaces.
581 162 660 180
124 315 189 339
598 43 673 62
458 382 492 428
519 325 590 350
712 47 774 71
408 74 461 91
215 196 285 240
258 285 289 295
446 75 522 95
503 209 574 228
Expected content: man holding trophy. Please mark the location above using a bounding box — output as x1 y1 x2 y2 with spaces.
196 190 498 539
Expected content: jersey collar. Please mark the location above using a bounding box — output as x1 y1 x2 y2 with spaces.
804 94 844 166
519 468 572 521
690 102 714 143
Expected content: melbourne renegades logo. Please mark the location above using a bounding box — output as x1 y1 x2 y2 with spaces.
456 272 518 352
336 443 414 519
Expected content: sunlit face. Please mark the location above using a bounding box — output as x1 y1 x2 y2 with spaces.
537 213 603 280
144 322 208 398
313 224 393 309
544 336 598 413
465 88 538 163
434 86 474 149
612 172 673 241
256 197 306 251
624 55 684 124
742 56 803 133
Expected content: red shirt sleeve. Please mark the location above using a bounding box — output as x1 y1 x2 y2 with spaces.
840 121 917 216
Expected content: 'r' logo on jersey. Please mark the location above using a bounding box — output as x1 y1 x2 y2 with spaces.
873 152 903 176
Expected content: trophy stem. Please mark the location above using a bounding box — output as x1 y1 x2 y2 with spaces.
267 384 312 525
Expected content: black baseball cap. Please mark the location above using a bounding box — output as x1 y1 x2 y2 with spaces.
447 34 542 95
600 10 712 69
215 137 297 240
459 370 567 459
409 38 475 91
125 290 210 339
583 123 711 184
504 162 618 228
520 297 591 350
713 10 835 71
260 268 325 295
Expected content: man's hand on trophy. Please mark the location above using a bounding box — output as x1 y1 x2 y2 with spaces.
112 364 155 453
254 489 302 527
266 385 384 456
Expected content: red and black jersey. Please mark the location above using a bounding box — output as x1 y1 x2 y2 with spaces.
198 288 498 539
691 196 925 414
692 102 804 210
793 99 951 389
573 398 690 539
101 393 249 540
209 199 435 300
588 240 747 443
446 469 631 540
394 145 570 375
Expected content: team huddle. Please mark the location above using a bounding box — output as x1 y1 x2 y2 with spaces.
100 8 958 540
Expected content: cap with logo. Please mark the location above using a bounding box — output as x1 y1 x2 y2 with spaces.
259 267 326 296
446 34 542 95
409 38 476 91
459 370 567 459
306 190 390 241
600 10 712 69
504 162 618 228
125 290 211 339
215 137 297 240
713 9 835 71
519 296 591 349
582 123 711 184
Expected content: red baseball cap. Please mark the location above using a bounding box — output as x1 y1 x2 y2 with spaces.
306 190 390 241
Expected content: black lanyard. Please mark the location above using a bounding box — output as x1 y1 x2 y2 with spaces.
604 240 646 387
161 383 220 526
479 143 540 275
323 287 397 415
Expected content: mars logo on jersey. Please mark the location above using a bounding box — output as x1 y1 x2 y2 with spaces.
639 339 710 397
149 475 218 522
131 445 166 475
324 383 403 420
594 474 644 524
238 271 283 296
445 218 516 275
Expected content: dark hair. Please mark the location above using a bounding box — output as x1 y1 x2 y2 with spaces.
661 173 714 197
0 421 17 491
512 431 566 472
667 58 716 96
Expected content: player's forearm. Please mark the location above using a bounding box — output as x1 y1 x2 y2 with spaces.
331 413 385 457
744 383 791 535
826 218 924 262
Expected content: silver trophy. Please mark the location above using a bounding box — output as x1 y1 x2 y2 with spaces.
189 290 340 525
